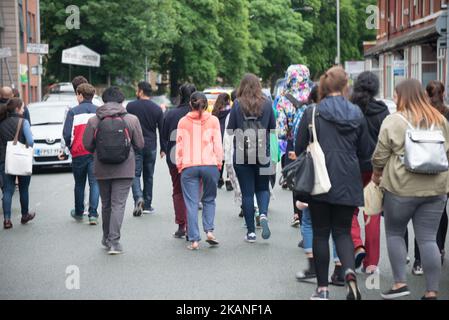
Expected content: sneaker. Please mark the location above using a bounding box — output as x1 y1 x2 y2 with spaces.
101 238 111 250
354 248 366 269
218 178 224 189
406 256 411 264
381 286 411 300
3 220 13 229
310 289 330 300
71 209 84 222
421 295 438 300
238 208 244 218
245 233 256 243
345 269 362 300
259 215 271 240
173 226 186 239
133 199 144 217
298 240 304 248
108 244 123 255
21 212 36 225
89 216 98 225
225 180 233 191
330 266 345 287
412 260 424 276
143 207 155 215
291 218 300 228
198 203 203 211
296 269 317 281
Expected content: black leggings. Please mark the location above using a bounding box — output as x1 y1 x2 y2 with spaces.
309 201 356 287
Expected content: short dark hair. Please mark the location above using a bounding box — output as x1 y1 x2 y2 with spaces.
138 81 152 97
72 76 88 92
179 83 197 105
102 86 125 104
76 83 96 101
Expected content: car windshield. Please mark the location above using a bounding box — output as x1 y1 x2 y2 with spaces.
29 106 67 126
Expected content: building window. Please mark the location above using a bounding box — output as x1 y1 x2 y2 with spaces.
404 47 410 78
18 0 25 53
438 47 446 82
386 54 396 99
422 45 438 87
411 45 422 81
379 54 385 99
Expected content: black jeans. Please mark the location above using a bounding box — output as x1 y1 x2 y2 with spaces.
309 201 356 287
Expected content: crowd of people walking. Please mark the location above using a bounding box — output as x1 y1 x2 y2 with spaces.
1 61 448 300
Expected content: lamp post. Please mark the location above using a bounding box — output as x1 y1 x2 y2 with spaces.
336 0 341 66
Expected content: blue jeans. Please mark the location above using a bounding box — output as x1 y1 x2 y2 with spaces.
234 164 270 234
181 166 220 242
72 154 99 217
132 149 157 209
301 207 339 261
2 174 31 220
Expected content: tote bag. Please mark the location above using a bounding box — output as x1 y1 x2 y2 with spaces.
309 106 332 195
363 181 383 217
5 118 33 176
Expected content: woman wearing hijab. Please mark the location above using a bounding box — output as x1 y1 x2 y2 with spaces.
276 65 312 226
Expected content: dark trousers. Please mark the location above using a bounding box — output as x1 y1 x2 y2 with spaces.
72 154 99 217
2 174 31 220
132 148 157 209
234 164 270 234
309 201 356 287
169 165 187 227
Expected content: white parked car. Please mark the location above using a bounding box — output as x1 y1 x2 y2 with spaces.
28 101 72 168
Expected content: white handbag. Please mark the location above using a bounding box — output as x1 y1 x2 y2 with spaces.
363 181 383 217
309 106 332 195
5 118 33 176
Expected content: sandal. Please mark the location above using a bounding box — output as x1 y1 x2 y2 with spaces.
205 232 219 246
187 242 200 250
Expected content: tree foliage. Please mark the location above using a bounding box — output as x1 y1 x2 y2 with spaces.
40 0 376 92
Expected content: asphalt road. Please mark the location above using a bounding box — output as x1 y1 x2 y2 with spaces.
0 160 448 300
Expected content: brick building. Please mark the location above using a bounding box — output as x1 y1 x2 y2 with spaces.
0 0 41 104
365 0 448 99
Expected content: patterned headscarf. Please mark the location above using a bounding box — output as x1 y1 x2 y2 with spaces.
276 64 312 141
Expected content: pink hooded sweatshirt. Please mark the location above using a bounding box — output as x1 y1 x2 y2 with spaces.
176 111 223 173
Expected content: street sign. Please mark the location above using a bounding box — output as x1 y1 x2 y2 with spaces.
26 43 49 55
0 47 12 59
437 12 448 36
62 45 101 67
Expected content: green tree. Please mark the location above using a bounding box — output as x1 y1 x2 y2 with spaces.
41 0 178 85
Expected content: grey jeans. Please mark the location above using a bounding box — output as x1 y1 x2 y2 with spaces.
98 179 133 247
383 191 447 292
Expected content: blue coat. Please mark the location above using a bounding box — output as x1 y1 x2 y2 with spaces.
295 96 371 207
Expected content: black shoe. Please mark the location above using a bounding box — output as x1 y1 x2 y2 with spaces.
381 286 411 300
298 240 304 248
330 266 345 287
238 208 244 218
225 180 233 191
218 178 224 189
345 269 362 300
133 199 144 217
355 248 366 269
174 227 186 239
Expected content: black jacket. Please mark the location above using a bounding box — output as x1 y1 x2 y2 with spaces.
161 103 190 167
0 114 27 163
358 99 390 172
295 96 371 207
216 109 231 141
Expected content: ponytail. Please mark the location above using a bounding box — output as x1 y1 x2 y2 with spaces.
190 92 208 117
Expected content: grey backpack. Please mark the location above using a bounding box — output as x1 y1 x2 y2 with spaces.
397 114 448 175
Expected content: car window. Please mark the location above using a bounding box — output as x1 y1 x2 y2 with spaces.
29 106 67 125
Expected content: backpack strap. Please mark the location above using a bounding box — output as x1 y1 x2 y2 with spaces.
396 113 416 130
285 94 305 109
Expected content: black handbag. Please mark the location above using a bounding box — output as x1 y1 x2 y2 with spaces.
279 119 315 195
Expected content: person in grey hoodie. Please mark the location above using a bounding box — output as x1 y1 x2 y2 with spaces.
83 87 144 255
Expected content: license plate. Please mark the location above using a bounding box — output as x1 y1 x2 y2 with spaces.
35 148 59 157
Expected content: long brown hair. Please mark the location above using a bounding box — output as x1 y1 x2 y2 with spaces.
426 80 448 116
319 66 348 101
0 97 23 121
237 73 265 117
212 93 230 117
396 79 444 127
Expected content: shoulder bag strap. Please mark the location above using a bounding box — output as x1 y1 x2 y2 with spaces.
13 118 24 146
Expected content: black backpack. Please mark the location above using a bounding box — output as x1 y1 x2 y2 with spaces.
236 104 269 165
94 114 131 164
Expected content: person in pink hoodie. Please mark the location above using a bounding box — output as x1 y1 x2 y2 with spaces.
176 92 223 250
